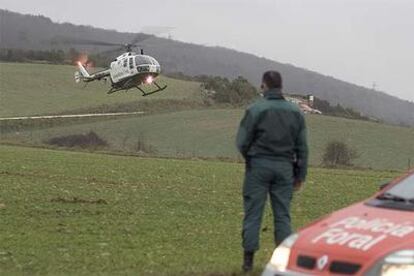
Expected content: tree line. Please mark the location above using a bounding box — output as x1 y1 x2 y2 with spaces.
0 48 66 64
0 48 105 65
313 97 372 121
166 72 374 121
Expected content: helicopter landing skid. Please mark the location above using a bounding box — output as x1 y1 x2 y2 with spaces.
136 82 167 97
107 87 123 94
107 82 167 96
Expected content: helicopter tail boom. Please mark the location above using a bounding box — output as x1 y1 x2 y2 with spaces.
75 62 110 84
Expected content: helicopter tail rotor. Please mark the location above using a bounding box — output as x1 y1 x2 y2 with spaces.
77 62 91 78
74 62 92 84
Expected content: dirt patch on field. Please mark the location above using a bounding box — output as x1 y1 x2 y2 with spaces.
50 197 108 205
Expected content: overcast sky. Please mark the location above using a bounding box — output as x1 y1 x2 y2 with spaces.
1 0 413 101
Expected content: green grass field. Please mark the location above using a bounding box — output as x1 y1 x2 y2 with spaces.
0 62 202 117
2 63 413 171
3 109 413 171
0 145 398 275
1 62 412 274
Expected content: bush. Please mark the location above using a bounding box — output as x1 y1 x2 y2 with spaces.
200 75 258 106
133 135 157 155
46 131 108 149
322 141 359 167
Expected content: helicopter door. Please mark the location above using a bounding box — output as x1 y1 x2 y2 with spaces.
110 58 128 83
121 58 129 77
128 57 135 75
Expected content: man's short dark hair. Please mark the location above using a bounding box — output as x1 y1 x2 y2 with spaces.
262 71 282 89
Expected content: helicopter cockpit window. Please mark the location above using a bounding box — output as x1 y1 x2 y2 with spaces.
129 57 134 69
150 58 160 66
123 59 127 67
135 56 151 66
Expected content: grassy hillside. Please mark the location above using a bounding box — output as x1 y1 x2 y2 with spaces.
3 109 413 171
1 63 413 171
2 9 414 126
0 62 203 117
0 145 397 275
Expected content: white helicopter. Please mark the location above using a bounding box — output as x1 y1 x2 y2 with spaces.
68 35 167 96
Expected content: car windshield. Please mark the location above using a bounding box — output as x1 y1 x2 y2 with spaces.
385 173 414 199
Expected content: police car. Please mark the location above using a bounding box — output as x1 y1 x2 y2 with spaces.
263 170 414 276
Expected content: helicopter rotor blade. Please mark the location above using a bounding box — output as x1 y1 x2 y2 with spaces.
51 36 123 47
96 46 125 57
129 33 154 46
50 33 154 49
50 33 155 60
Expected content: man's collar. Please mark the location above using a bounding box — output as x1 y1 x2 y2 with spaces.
263 88 284 99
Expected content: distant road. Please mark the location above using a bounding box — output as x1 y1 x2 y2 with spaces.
0 111 145 121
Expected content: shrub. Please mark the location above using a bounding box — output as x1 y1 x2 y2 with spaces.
200 76 258 106
322 141 359 167
46 131 108 149
133 135 157 155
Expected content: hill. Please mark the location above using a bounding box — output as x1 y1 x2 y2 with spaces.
1 9 413 126
0 62 202 117
4 109 413 171
0 144 397 274
1 63 413 171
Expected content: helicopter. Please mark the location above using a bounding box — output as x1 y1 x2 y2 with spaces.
67 34 167 96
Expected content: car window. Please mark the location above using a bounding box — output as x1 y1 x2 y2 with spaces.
387 174 414 199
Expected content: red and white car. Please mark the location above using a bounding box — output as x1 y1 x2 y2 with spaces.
263 170 414 276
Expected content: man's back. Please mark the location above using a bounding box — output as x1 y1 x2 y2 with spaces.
246 93 305 160
236 89 308 180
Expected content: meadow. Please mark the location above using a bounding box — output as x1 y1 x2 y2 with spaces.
2 63 413 171
1 62 412 275
3 109 413 171
0 62 203 117
0 145 398 275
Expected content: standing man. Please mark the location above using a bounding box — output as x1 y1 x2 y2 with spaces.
236 71 308 272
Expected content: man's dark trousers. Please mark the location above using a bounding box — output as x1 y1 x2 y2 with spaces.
242 158 294 252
